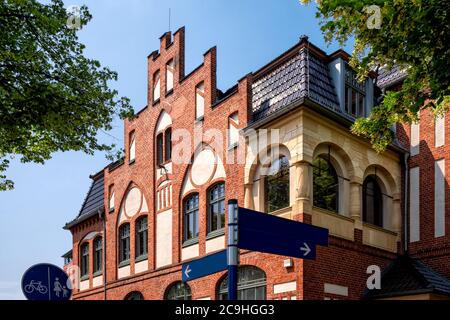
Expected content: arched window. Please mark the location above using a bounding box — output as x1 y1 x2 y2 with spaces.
119 224 130 264
156 133 164 166
80 243 89 277
363 176 383 227
93 237 102 274
135 216 148 259
183 193 199 242
313 156 339 212
208 182 225 233
164 128 172 162
265 155 290 212
166 282 192 300
125 291 144 300
218 266 266 300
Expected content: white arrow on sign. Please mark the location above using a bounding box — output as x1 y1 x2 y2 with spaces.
300 242 311 256
184 265 191 279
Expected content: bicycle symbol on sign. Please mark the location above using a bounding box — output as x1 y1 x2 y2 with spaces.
24 280 48 294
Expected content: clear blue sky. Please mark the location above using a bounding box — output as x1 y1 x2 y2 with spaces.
0 0 354 299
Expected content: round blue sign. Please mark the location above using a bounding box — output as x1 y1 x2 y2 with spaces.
21 263 72 301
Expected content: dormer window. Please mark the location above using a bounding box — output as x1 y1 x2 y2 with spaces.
344 65 366 118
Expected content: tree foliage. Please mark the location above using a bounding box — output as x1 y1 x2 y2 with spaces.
302 0 450 152
0 0 134 190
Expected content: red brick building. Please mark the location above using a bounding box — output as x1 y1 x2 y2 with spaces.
63 28 450 300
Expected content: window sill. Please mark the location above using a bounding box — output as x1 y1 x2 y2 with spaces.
362 222 397 235
268 206 292 217
182 238 199 248
152 98 160 106
158 160 172 167
129 159 136 165
227 142 239 151
109 207 115 214
93 271 103 277
135 254 148 263
165 89 173 97
118 260 130 268
206 229 225 240
312 206 354 222
195 116 204 123
80 275 89 281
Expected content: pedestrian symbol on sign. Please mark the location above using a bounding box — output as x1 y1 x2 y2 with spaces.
21 263 72 301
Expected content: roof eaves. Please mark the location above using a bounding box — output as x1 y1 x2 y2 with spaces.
61 249 73 258
63 206 104 230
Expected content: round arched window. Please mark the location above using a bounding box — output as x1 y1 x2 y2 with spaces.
218 266 266 300
265 155 290 212
313 156 339 212
363 176 383 227
125 291 144 300
165 282 192 300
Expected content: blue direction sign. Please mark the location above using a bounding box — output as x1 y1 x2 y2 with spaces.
182 250 227 282
22 263 72 300
238 207 328 260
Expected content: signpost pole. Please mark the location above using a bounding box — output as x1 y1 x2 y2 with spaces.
227 199 239 300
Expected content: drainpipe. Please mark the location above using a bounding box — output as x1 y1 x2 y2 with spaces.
98 209 107 300
403 153 410 253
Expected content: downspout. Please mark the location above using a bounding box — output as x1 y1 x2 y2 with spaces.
403 153 410 253
98 209 107 300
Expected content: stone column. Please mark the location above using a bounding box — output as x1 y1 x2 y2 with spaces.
293 161 312 215
391 197 402 234
349 181 362 221
244 183 254 210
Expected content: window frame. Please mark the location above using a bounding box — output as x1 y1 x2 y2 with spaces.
218 266 267 300
165 282 192 300
80 242 89 278
93 237 102 275
125 291 144 300
344 64 366 118
135 216 148 260
183 193 199 243
312 156 340 213
208 182 226 234
362 176 384 228
264 155 290 213
118 223 130 265
164 127 172 162
156 132 164 166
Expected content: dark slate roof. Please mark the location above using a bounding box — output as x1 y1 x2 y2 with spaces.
364 255 450 299
376 65 408 89
64 172 105 229
251 46 341 123
61 249 72 259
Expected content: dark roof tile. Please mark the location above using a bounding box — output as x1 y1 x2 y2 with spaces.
251 47 339 123
364 255 450 299
376 65 408 89
64 173 105 229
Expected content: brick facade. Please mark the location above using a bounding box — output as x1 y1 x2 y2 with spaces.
397 107 450 278
64 27 449 300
